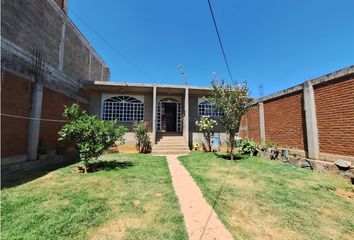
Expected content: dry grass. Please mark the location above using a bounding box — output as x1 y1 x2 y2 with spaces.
180 151 354 240
1 154 187 240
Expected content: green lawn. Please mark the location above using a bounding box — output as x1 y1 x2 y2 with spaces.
1 154 188 240
179 151 354 240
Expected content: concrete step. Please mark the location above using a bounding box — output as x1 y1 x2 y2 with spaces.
154 143 188 147
156 140 187 144
156 137 185 141
152 150 190 155
153 146 190 151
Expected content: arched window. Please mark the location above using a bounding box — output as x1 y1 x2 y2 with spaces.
198 99 221 117
102 96 144 122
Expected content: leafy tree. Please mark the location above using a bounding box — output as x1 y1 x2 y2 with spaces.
58 104 127 172
133 122 152 153
195 116 218 152
209 80 252 160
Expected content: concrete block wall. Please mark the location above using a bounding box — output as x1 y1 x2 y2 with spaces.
239 66 354 163
1 0 109 165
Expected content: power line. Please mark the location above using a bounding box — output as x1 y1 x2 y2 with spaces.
207 0 234 82
70 10 151 81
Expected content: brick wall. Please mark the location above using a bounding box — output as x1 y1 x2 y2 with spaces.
247 106 260 143
1 72 32 157
239 72 354 159
39 88 84 152
314 76 354 156
264 92 306 150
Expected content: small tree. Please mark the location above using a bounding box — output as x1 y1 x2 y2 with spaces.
209 80 252 160
133 122 152 153
195 116 218 152
58 104 127 172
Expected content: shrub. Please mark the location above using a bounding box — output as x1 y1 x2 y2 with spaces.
58 104 127 172
240 139 259 156
196 116 218 152
133 122 152 153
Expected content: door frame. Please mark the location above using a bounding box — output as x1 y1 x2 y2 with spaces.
157 96 182 133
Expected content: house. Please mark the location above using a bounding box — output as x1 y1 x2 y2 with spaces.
85 81 226 155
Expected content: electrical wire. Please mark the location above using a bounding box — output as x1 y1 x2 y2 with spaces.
70 9 152 81
1 113 69 123
207 0 234 82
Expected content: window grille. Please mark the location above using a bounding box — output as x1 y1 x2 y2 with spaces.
102 96 144 122
198 100 221 117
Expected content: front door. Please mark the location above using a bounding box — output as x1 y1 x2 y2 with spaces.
162 103 177 132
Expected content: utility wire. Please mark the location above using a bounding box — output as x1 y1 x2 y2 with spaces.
207 0 234 82
70 10 152 81
1 113 69 123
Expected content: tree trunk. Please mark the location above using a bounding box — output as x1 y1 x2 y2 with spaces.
229 132 235 160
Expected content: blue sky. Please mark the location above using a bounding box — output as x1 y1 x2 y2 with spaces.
69 0 354 97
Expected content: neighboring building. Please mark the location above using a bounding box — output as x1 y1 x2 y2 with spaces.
1 0 109 166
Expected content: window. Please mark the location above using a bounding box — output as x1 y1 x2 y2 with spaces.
102 96 144 122
198 99 221 117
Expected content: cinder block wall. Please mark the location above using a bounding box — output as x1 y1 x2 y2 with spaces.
1 0 109 165
239 66 354 162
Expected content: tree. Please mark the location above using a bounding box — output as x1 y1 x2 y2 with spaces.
209 80 252 160
133 122 152 153
195 116 218 152
58 104 127 172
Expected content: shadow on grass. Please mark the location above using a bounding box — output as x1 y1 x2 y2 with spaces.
213 152 248 161
1 160 79 189
87 160 133 172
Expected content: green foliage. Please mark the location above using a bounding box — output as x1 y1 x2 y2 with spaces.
209 79 252 159
133 122 152 153
58 104 127 169
240 139 259 156
195 115 218 152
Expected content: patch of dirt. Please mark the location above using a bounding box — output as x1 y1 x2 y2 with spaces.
155 192 162 197
133 199 141 206
90 218 136 240
336 188 354 200
228 204 300 240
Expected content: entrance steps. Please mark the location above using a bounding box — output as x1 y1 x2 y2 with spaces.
152 134 190 155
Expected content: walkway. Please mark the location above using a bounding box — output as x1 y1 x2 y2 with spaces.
166 155 233 240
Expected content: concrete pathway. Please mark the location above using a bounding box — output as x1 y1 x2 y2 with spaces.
166 155 233 240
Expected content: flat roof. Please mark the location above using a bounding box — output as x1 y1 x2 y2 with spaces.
87 81 213 91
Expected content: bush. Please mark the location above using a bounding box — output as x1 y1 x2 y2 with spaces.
133 122 152 153
58 104 127 172
240 139 259 156
195 116 218 152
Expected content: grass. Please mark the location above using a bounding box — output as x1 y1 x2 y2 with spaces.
1 154 188 240
179 151 354 240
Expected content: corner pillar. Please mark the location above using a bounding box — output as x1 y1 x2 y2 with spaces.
184 87 189 145
259 102 265 145
152 85 157 144
303 81 319 159
27 77 44 161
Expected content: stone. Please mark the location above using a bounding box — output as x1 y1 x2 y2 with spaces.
334 160 351 169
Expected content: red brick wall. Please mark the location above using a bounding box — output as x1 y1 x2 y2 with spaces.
247 106 260 143
239 115 248 138
40 88 89 152
314 76 354 156
1 72 32 157
1 71 88 159
264 92 306 150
